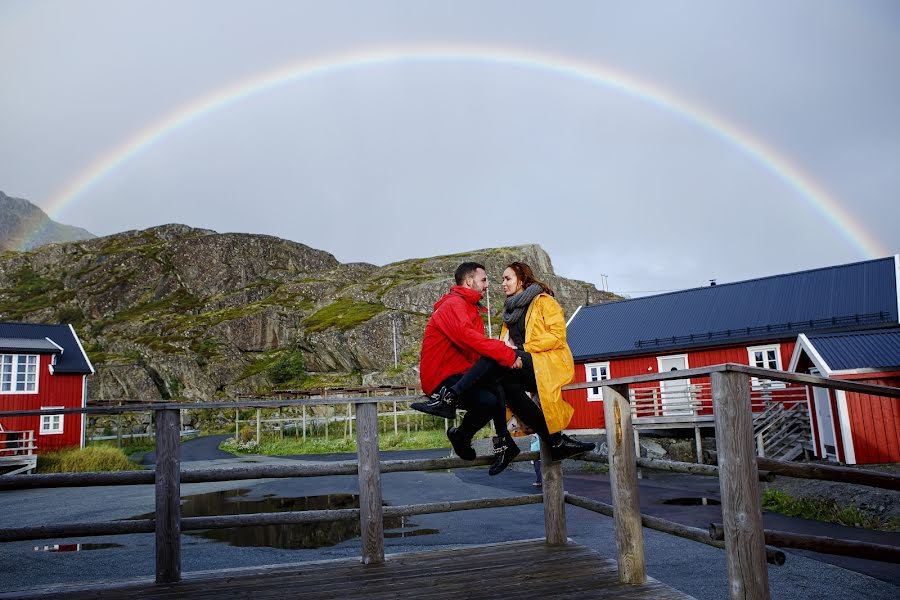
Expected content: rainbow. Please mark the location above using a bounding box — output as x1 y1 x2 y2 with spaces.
21 45 887 257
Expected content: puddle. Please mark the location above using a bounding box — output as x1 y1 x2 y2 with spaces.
34 543 123 553
662 497 721 506
129 489 437 549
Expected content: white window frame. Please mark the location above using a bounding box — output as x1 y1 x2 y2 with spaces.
1 354 39 394
40 406 64 435
747 344 786 389
585 362 611 401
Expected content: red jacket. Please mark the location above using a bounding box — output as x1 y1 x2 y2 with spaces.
419 286 517 394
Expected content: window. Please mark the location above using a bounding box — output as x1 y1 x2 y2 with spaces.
747 345 785 388
40 407 64 435
1 354 39 393
585 362 610 400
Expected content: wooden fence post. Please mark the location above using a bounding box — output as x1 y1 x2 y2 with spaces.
155 408 181 584
711 371 770 600
602 383 646 584
541 440 566 545
355 401 384 564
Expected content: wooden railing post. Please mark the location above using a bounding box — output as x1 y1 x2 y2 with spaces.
602 383 646 584
711 371 770 600
540 439 566 545
355 401 384 564
155 408 181 584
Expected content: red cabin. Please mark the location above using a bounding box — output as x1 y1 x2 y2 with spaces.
0 322 94 456
564 256 900 462
790 329 900 464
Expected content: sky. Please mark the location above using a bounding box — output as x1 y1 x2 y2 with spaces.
1 1 898 297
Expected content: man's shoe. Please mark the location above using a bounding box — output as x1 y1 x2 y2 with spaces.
550 434 596 462
447 427 476 460
488 437 521 476
411 386 458 419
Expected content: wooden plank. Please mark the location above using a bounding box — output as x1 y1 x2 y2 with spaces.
355 401 384 564
540 439 566 545
602 383 646 584
0 540 695 599
710 523 900 563
711 371 769 600
154 408 181 584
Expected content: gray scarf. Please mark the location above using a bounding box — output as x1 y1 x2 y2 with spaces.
502 284 543 325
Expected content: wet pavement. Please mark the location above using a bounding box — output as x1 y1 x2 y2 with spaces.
1 435 897 599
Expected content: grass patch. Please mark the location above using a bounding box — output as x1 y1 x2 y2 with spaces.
304 297 386 332
89 437 157 456
221 424 492 456
0 265 70 319
762 489 900 531
36 446 140 473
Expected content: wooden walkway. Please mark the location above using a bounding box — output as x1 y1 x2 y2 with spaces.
1 540 694 599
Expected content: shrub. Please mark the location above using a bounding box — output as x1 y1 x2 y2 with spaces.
36 446 138 473
268 350 306 385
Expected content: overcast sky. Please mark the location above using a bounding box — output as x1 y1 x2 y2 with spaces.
1 1 898 296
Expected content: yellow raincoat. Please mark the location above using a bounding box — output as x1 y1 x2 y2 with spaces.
500 293 575 434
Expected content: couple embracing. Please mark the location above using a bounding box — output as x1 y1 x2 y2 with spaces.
413 261 594 476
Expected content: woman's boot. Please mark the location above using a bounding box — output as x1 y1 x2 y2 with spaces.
488 436 521 476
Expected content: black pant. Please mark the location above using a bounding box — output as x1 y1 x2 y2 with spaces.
439 374 504 441
452 353 559 446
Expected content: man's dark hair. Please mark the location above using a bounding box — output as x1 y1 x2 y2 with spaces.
454 262 486 285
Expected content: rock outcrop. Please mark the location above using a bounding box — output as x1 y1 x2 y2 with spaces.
0 224 619 402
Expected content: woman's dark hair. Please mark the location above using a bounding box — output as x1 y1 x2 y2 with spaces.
506 262 554 296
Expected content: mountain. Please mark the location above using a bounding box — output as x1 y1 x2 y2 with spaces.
0 225 619 410
0 191 96 251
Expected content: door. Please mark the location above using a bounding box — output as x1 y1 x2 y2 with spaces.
810 369 837 458
658 355 690 416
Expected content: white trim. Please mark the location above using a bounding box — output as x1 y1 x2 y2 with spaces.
894 254 900 326
656 354 690 372
45 337 64 376
584 361 610 401
69 324 95 375
747 343 786 388
789 333 833 376
0 354 40 394
566 305 582 327
45 337 65 353
39 406 65 435
81 374 88 449
835 390 856 464
810 368 839 460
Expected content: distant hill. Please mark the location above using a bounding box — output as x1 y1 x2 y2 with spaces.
0 191 96 251
0 224 619 408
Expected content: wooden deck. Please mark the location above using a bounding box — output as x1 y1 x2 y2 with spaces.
0 540 695 599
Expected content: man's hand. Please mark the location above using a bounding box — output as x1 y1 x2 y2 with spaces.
511 356 523 369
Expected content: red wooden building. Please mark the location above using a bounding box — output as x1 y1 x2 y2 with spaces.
564 256 900 461
789 329 900 464
0 322 95 454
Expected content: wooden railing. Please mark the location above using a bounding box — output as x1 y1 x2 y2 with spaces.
1 364 899 600
562 363 900 599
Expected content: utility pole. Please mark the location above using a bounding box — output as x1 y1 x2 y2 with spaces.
485 284 492 338
392 317 398 368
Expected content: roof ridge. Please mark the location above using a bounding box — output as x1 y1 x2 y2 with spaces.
581 256 896 310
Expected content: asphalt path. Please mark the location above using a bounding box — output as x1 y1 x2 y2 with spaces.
1 436 897 599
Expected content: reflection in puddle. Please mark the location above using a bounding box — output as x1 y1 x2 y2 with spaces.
34 543 123 553
130 489 438 549
662 497 721 506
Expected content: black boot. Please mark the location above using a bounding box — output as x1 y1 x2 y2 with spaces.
549 434 595 461
411 385 458 419
488 436 521 476
447 426 476 460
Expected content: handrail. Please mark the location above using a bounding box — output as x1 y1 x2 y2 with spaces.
2 362 898 599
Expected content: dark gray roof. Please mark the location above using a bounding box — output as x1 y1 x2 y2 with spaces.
805 328 900 372
0 337 62 354
568 256 899 361
0 323 94 375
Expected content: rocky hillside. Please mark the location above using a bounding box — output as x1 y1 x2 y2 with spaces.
0 224 618 403
0 191 96 251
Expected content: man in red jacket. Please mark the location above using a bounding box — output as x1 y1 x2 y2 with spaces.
413 262 520 459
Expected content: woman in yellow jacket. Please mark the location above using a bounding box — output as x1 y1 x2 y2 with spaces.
492 262 595 470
